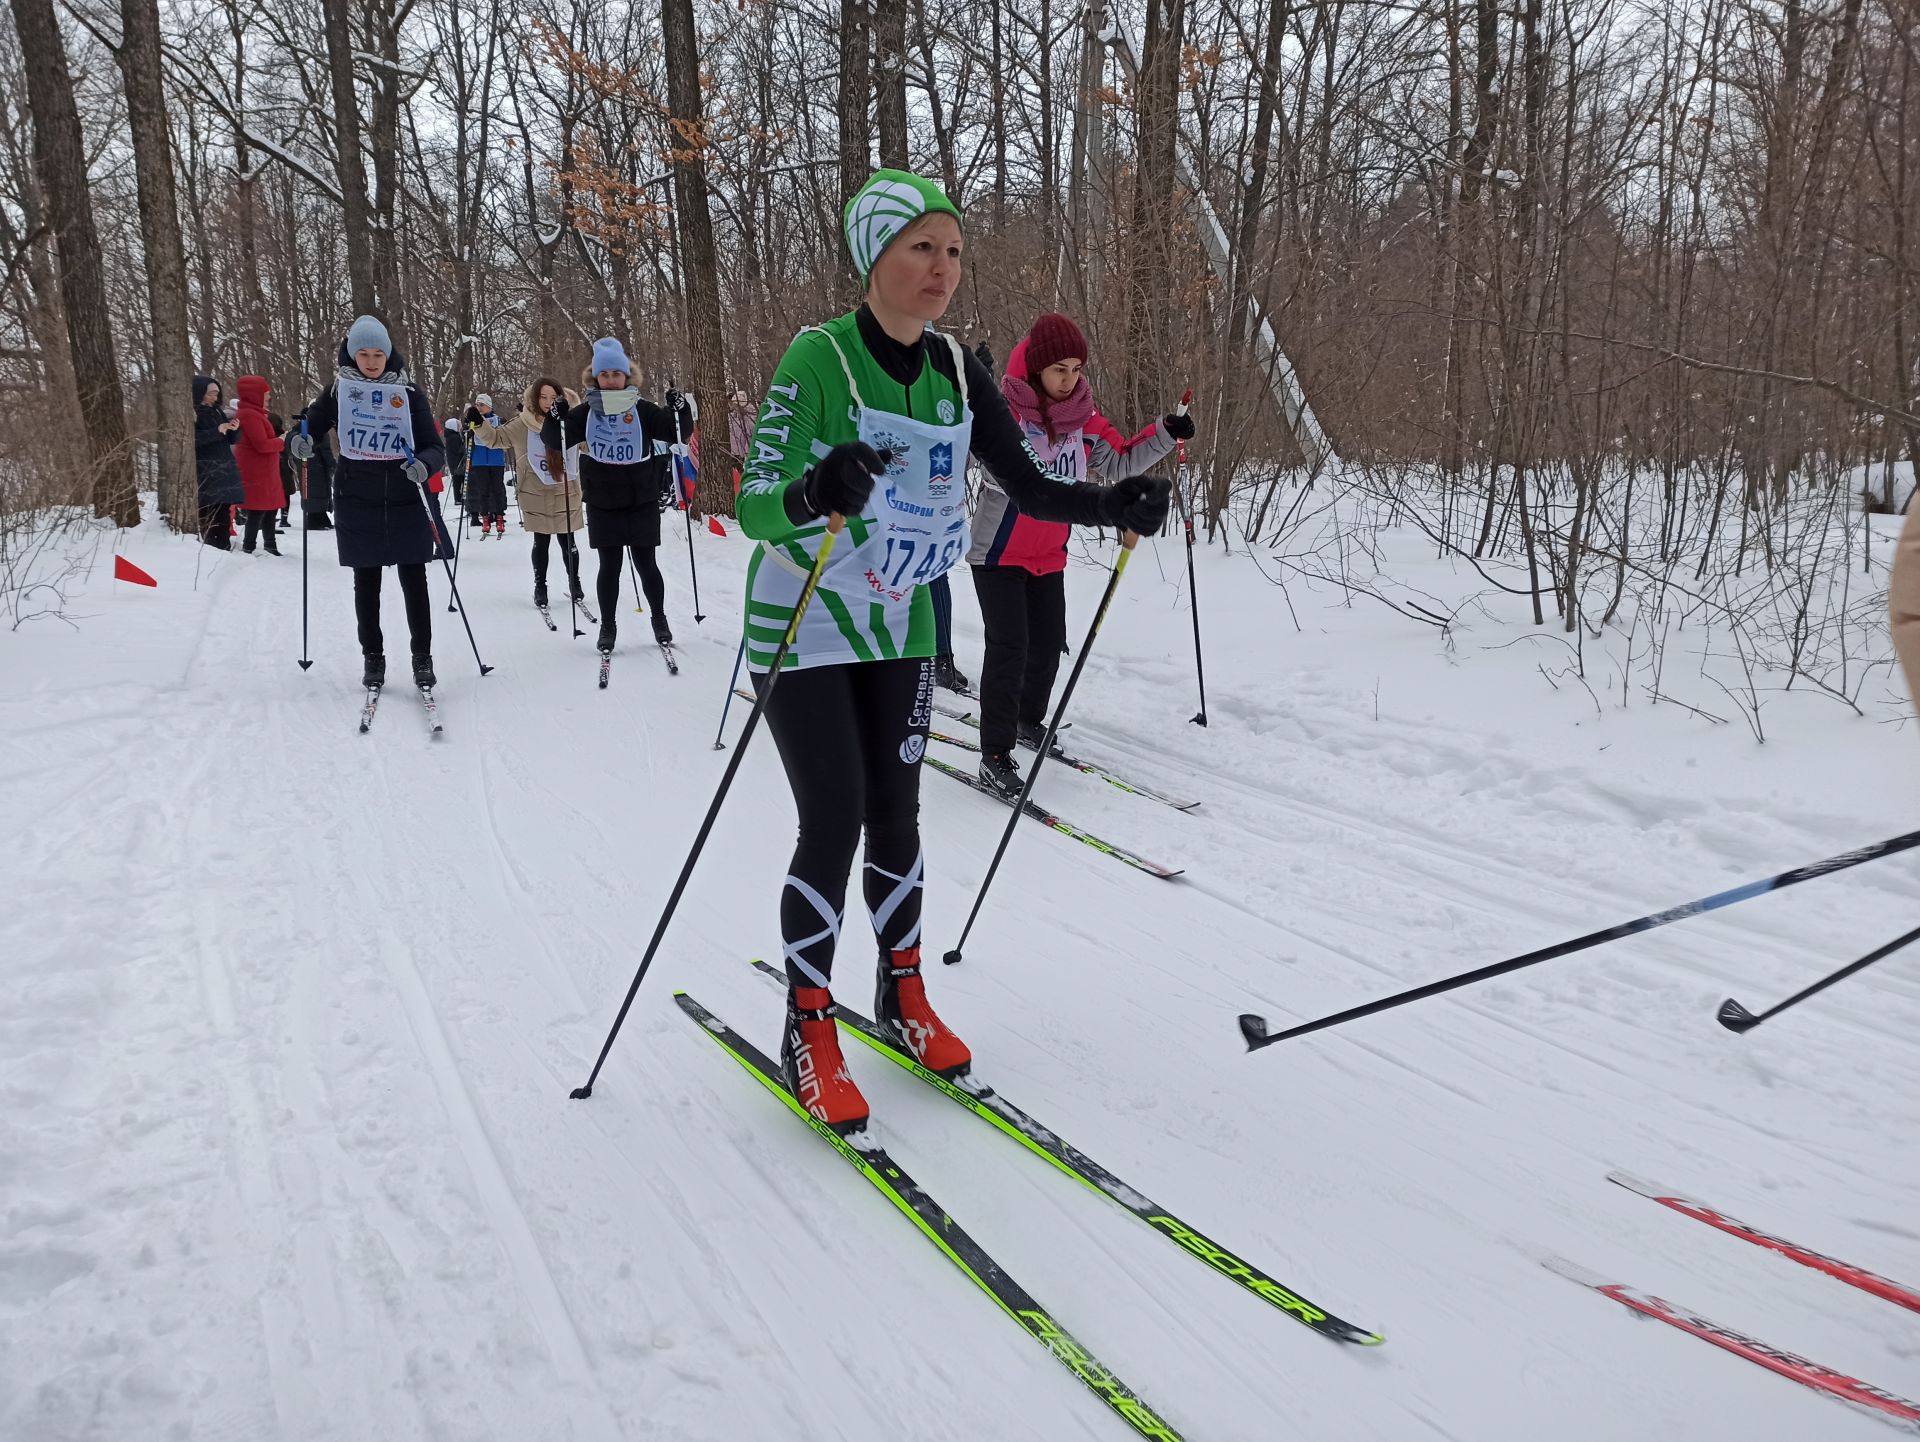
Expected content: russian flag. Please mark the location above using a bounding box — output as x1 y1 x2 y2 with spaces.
673 429 699 508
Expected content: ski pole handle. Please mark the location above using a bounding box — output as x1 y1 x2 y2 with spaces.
1176 388 1192 417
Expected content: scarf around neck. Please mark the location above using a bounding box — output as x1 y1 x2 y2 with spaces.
1002 371 1094 441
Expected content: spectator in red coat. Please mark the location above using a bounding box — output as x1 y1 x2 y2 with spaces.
234 375 286 554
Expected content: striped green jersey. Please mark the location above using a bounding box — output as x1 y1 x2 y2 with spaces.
738 311 968 672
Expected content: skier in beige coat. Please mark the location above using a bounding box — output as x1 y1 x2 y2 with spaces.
1893 502 1920 710
491 377 587 614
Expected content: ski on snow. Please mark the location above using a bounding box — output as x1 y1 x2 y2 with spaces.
598 649 612 689
1544 1257 1920 1433
674 991 1187 1442
747 960 1381 1346
924 755 1184 880
932 701 1199 813
659 642 680 676
419 686 443 734
536 602 558 632
357 685 381 733
1608 1172 1920 1314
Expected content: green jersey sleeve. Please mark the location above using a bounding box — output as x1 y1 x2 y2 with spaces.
738 331 844 541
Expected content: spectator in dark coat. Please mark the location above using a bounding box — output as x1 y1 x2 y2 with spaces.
290 409 335 529
194 375 243 549
443 417 467 507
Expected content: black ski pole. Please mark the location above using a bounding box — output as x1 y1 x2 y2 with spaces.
297 422 313 672
712 636 746 749
945 532 1143 967
1239 828 1920 1050
407 442 493 677
572 516 846 1099
1169 389 1205 726
671 388 705 623
447 467 468 613
1718 923 1920 1034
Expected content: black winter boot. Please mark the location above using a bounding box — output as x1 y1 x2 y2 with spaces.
979 748 1021 797
361 654 386 689
412 655 436 689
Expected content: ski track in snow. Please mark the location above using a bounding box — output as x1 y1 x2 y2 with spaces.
2 515 1917 1441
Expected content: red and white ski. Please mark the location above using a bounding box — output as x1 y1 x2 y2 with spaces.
1546 1257 1920 1433
1608 1172 1920 1315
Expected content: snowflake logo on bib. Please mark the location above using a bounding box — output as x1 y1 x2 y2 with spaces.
927 442 955 496
937 399 955 424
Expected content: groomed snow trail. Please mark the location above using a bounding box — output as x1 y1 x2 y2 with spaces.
3 511 1916 1441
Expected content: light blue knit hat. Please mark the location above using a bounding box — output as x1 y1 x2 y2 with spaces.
345 314 391 355
590 337 633 377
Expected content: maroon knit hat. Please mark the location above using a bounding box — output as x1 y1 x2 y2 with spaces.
1025 313 1088 379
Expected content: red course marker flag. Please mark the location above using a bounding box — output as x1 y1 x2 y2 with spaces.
114 555 157 587
706 515 727 537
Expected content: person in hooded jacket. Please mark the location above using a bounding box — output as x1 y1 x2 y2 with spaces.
443 417 467 508
271 408 294 528
289 315 449 690
964 313 1193 794
193 376 244 549
542 338 695 653
493 376 586 610
464 394 510 536
233 375 286 555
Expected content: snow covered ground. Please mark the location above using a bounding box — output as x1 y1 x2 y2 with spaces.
3 490 1917 1441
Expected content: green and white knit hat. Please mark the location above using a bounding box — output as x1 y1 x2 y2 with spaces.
843 169 963 281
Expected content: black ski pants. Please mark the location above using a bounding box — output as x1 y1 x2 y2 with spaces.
595 544 664 624
971 565 1067 753
754 656 932 990
353 564 432 660
241 509 279 550
532 532 581 594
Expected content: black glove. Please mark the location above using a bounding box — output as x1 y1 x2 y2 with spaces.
1162 410 1196 441
1098 475 1171 536
801 441 887 519
464 406 482 426
665 387 686 412
546 396 568 421
973 340 994 372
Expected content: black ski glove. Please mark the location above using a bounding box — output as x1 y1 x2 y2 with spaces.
546 396 568 421
973 340 994 372
1162 411 1196 441
801 441 888 519
464 405 483 427
1098 475 1172 536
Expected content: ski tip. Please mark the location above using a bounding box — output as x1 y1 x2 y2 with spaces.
941 948 963 967
1716 998 1761 1034
568 1084 593 1100
297 659 314 671
1238 1013 1273 1049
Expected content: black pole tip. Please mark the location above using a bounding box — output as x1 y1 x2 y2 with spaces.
695 613 707 623
1190 713 1208 727
1238 1013 1272 1050
447 603 457 612
942 948 963 966
712 741 726 751
297 659 313 671
1717 998 1761 1034
568 1084 593 1099
480 665 495 676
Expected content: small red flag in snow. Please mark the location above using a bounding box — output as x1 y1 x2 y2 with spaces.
707 515 727 537
114 555 157 587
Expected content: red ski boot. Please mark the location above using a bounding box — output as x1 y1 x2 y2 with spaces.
781 986 869 1133
875 947 972 1077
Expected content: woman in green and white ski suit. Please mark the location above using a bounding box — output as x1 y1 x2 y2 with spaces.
739 168 1171 1132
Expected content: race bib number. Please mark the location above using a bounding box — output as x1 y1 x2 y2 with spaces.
337 377 414 462
586 406 642 465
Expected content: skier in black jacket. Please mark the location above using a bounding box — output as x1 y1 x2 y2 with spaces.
290 315 449 689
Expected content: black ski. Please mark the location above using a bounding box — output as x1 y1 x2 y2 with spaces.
357 685 381 733
536 602 557 632
925 755 1183 879
598 649 612 689
674 992 1187 1441
748 961 1381 1346
576 596 598 625
658 642 680 676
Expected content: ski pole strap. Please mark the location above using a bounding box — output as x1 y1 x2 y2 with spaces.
1241 826 1920 1050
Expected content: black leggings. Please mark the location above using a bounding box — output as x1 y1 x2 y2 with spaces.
596 544 664 619
353 564 432 658
241 509 278 549
532 532 580 588
971 565 1067 752
754 657 932 988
